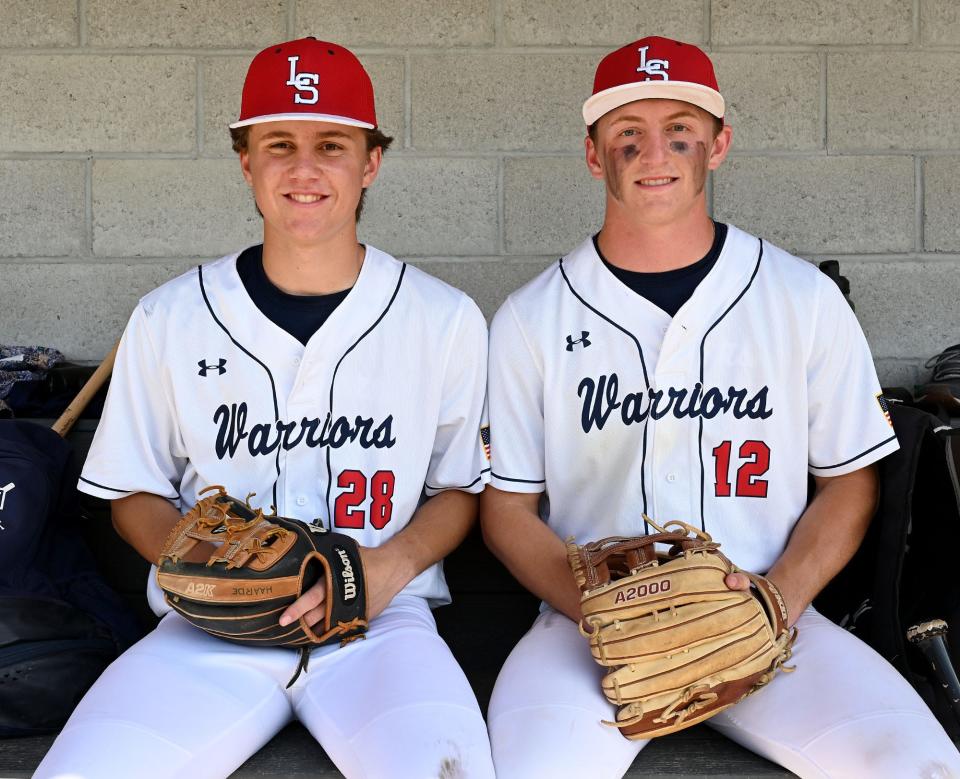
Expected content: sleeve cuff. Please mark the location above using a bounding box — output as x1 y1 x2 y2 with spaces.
808 435 900 477
77 474 180 502
490 471 546 493
77 475 135 500
424 468 491 496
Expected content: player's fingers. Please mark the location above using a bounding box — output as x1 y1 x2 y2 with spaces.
279 580 326 625
725 572 751 591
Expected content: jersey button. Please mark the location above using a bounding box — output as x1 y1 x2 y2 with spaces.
666 473 677 483
293 357 301 365
296 496 307 506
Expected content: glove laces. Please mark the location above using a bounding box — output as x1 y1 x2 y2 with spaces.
284 618 369 688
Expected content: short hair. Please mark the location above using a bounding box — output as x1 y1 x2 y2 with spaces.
230 125 394 222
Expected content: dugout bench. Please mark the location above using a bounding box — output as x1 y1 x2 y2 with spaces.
0 406 793 779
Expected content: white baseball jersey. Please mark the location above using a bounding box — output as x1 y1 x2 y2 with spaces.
80 245 490 607
488 224 898 573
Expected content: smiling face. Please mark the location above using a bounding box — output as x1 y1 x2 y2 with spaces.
240 120 382 248
586 98 732 228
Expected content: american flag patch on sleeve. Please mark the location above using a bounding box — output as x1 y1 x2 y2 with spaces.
876 394 893 428
480 425 491 461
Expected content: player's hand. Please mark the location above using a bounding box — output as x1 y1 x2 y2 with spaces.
726 572 799 628
724 572 751 591
356 544 408 620
279 545 407 628
279 578 327 629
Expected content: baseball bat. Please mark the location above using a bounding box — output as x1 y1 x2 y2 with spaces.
906 619 960 726
50 340 119 438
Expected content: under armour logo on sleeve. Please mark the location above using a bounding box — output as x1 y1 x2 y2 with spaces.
198 358 227 376
566 332 592 351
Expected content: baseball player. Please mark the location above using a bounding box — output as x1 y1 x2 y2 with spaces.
36 38 495 779
482 36 960 778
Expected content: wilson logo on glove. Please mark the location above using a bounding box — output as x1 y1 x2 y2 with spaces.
335 546 358 600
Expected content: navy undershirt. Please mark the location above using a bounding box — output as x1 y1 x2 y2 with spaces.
236 244 351 346
595 221 728 317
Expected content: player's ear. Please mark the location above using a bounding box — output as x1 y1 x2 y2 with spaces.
707 124 733 171
239 148 254 186
361 145 383 188
585 134 605 181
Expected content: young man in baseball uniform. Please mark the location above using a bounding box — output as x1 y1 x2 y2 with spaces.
483 36 960 778
36 38 495 779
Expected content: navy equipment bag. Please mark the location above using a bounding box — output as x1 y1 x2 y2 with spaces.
0 420 138 736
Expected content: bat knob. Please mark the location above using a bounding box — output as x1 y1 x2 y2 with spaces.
907 619 949 643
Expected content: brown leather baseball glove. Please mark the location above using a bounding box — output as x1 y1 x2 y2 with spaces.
566 518 796 739
156 485 367 685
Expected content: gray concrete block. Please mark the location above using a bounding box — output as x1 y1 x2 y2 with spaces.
409 258 552 319
503 157 604 255
412 53 593 152
828 53 960 151
358 157 499 256
713 54 821 151
924 157 960 252
712 0 910 45
846 261 960 360
713 156 914 254
203 55 405 156
87 0 285 48
0 1 77 47
0 161 85 257
874 358 923 390
0 261 196 360
93 159 261 257
356 57 406 143
503 0 704 45
0 55 195 153
921 0 960 45
296 0 493 46
203 57 249 156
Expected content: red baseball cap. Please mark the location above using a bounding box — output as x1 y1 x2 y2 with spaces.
230 37 377 130
582 36 724 126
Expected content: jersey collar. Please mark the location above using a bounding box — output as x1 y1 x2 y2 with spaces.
202 244 403 361
560 224 761 339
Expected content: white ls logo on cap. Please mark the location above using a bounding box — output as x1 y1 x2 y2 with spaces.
286 55 319 104
637 46 669 81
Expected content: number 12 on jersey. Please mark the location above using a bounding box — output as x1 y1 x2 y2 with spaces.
712 440 770 498
334 469 396 529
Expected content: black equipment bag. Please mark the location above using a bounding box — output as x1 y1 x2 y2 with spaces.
0 597 119 736
0 420 139 736
816 400 960 733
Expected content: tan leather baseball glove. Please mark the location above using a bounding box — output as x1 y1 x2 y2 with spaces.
156 485 367 685
566 518 796 739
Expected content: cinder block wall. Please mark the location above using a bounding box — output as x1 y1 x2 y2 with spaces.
2 0 958 388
